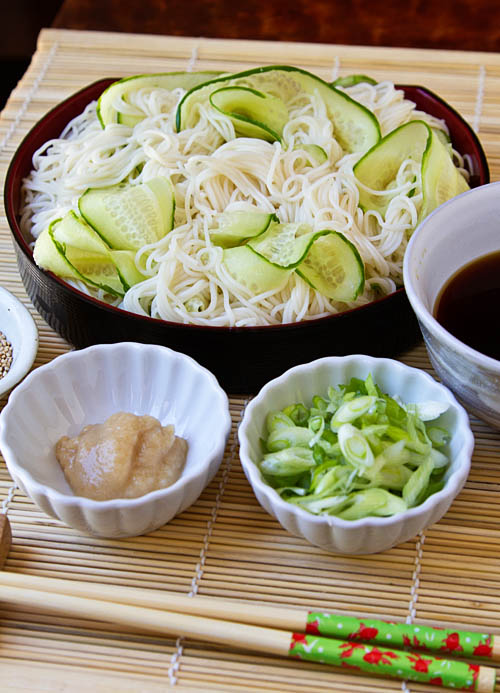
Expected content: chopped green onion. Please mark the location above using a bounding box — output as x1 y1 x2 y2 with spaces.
429 447 449 468
412 400 449 421
338 423 374 472
265 410 295 434
308 415 325 447
331 395 377 430
337 489 407 520
283 403 309 426
257 373 451 522
427 426 451 447
403 457 434 508
289 493 350 515
260 447 316 476
266 425 314 451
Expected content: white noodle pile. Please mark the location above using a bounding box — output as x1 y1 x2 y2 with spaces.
20 79 453 327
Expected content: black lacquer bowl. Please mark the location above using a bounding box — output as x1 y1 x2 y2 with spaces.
4 80 490 393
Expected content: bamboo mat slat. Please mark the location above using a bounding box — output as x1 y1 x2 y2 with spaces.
0 28 500 692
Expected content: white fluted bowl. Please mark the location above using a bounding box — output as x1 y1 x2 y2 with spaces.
0 342 231 537
238 355 473 555
0 286 38 397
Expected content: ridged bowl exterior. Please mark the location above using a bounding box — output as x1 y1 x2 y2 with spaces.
0 343 231 537
238 355 473 554
3 81 489 394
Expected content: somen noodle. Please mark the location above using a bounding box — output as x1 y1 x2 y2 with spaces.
20 77 468 327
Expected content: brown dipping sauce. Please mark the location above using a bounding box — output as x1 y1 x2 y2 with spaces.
433 250 500 360
56 412 188 501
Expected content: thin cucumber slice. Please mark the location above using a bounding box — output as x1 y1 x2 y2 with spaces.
420 128 469 220
176 65 380 153
354 120 430 216
246 222 365 301
332 74 377 87
33 223 76 279
51 209 110 254
143 176 176 232
300 144 328 165
34 214 126 296
432 127 451 148
248 222 326 269
222 245 291 294
210 210 277 248
97 71 222 127
296 231 365 302
354 120 469 219
109 250 147 290
209 86 289 142
79 176 175 251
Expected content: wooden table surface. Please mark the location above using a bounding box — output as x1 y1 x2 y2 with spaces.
51 0 500 53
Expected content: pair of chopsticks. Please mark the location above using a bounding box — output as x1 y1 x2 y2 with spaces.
0 571 497 692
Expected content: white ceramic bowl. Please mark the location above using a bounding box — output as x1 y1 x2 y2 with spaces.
238 355 473 555
0 342 231 537
0 286 38 397
403 181 500 429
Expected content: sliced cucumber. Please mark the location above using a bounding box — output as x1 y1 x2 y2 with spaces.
300 144 328 165
210 210 276 248
34 213 126 296
79 176 175 251
354 120 430 216
33 222 76 279
143 176 176 231
248 222 364 301
97 71 222 128
432 127 451 149
420 128 469 220
222 245 291 294
248 221 325 269
209 86 288 143
354 120 469 220
176 65 380 153
332 74 377 88
51 209 111 254
110 249 147 290
297 232 365 302
223 219 365 301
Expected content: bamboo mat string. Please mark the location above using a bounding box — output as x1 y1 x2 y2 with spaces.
168 636 183 686
473 64 486 134
167 47 245 688
0 41 59 153
168 395 251 685
1 483 17 515
400 532 427 693
187 43 200 73
329 56 341 83
405 532 426 626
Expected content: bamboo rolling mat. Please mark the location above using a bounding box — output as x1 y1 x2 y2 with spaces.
0 28 500 692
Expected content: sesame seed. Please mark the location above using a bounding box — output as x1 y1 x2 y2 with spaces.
0 331 13 379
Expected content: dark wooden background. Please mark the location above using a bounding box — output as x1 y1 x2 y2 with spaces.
3 0 500 108
51 0 500 52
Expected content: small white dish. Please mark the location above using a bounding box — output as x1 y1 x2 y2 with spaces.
0 286 38 397
238 354 473 555
403 181 500 429
0 342 231 537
